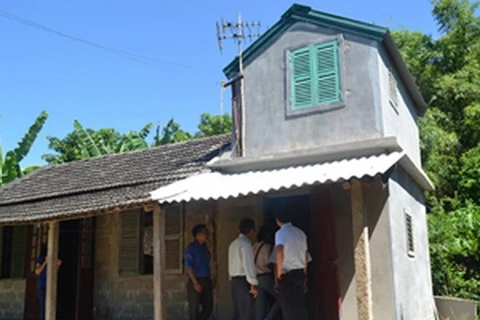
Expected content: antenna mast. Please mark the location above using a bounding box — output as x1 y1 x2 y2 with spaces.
216 13 261 156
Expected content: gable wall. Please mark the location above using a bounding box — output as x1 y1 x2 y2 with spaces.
243 22 383 158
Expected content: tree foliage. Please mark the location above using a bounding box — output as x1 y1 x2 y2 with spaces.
393 0 480 303
44 113 232 163
0 111 48 185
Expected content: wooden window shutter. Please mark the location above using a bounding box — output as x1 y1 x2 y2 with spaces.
119 210 141 275
291 47 313 109
315 41 340 104
164 204 183 274
10 226 28 279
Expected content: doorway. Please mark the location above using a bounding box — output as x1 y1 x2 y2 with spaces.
24 218 95 320
264 194 316 319
264 187 341 320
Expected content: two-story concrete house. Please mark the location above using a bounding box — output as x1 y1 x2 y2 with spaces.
0 4 434 320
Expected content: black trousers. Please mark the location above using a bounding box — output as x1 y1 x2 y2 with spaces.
187 277 213 320
231 277 254 320
278 270 308 320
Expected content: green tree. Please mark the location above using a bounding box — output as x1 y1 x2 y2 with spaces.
43 121 153 164
195 113 232 138
393 0 480 304
1 111 48 185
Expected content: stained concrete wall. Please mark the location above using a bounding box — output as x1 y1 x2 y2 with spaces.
0 279 25 320
377 45 421 166
94 211 189 320
93 200 259 320
331 181 396 320
388 168 434 319
242 22 383 158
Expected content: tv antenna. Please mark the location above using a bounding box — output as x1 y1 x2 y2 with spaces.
216 13 261 156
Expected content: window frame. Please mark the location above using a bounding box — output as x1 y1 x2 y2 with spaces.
0 226 28 280
285 35 346 118
118 204 184 276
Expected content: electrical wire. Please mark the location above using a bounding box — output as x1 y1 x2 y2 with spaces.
0 9 204 71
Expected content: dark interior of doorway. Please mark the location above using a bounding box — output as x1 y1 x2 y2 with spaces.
264 194 317 320
57 220 80 319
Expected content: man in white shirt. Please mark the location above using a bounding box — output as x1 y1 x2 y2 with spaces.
228 218 258 320
274 209 310 320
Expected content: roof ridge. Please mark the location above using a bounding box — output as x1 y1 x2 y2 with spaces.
45 133 230 170
0 134 230 194
0 177 173 206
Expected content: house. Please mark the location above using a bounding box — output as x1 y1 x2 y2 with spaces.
0 4 435 320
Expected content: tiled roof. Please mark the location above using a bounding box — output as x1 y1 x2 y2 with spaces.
0 134 230 224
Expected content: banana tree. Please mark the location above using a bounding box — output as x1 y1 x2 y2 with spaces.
0 111 48 185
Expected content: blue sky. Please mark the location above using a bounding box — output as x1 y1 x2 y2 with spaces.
0 0 439 166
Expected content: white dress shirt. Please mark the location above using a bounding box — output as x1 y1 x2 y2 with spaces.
274 222 311 271
228 234 258 285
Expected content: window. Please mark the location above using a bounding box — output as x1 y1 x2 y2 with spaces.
119 205 183 275
0 226 28 279
290 40 341 111
389 71 399 109
405 211 415 257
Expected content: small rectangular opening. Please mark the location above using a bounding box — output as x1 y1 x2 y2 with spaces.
405 211 415 258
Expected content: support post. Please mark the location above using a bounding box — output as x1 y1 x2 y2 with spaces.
46 221 59 320
350 179 373 320
153 205 166 320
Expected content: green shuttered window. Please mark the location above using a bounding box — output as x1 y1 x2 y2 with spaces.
0 226 28 279
119 205 184 276
291 40 341 109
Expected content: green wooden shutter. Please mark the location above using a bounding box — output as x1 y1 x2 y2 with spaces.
10 226 28 279
165 205 183 274
291 47 313 109
315 41 340 104
119 210 141 275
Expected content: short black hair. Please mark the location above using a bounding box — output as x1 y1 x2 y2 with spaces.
257 225 273 244
239 218 255 235
274 205 292 224
40 244 47 257
192 224 207 237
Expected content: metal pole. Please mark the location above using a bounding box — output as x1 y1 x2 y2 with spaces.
237 12 246 157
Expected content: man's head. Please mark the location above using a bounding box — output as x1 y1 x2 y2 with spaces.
274 206 292 227
239 218 256 237
192 224 208 244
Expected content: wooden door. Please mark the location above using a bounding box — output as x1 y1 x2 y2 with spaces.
310 185 341 320
75 217 95 320
24 225 48 320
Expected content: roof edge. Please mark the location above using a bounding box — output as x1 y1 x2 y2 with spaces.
398 154 434 191
209 136 401 173
223 3 387 78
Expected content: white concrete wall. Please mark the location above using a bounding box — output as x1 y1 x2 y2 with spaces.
388 168 434 319
377 45 421 166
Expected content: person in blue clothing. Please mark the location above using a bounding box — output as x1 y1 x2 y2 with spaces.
35 244 62 320
184 224 213 320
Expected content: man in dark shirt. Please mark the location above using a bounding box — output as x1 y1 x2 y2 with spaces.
185 224 213 320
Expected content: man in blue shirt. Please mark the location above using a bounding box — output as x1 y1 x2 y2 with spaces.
185 224 213 320
35 244 62 320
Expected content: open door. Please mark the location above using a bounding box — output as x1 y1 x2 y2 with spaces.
75 217 95 320
311 185 341 320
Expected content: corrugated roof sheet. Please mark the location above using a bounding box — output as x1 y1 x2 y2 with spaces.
151 151 405 203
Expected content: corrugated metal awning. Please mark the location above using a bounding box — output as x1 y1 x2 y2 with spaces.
150 151 410 204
